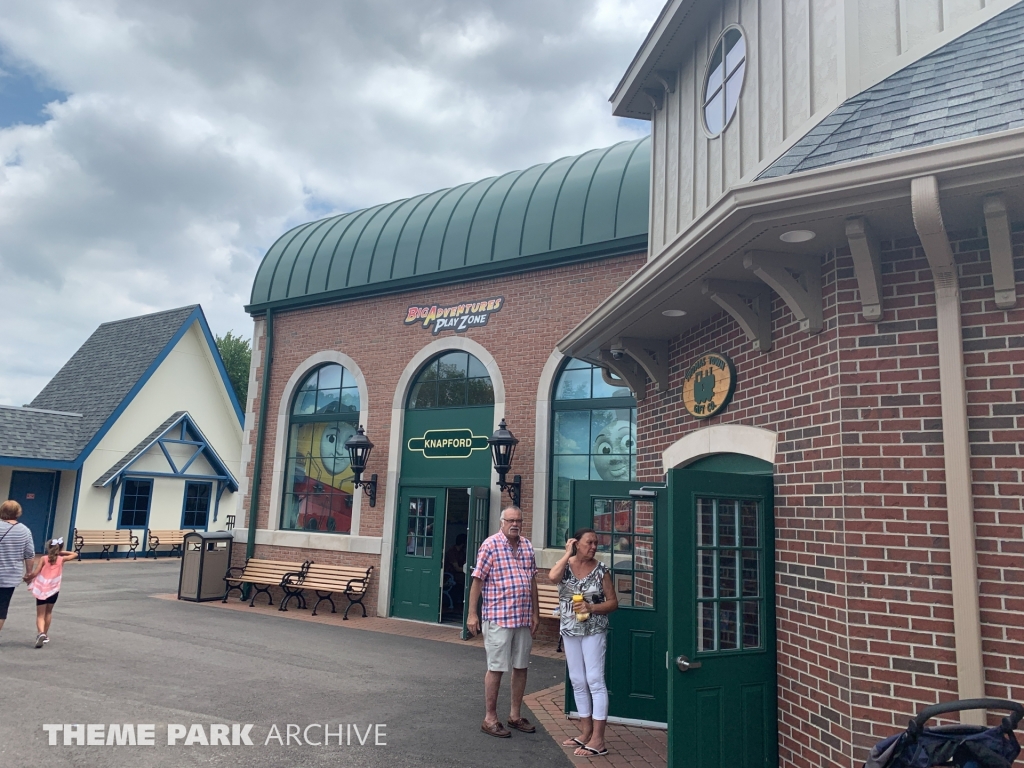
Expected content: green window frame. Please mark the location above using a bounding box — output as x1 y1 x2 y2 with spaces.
407 351 494 409
548 359 637 547
281 363 361 534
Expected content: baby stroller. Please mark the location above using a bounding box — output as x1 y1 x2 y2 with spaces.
865 698 1023 768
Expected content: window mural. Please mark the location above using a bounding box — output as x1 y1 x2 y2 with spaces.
549 359 637 547
281 363 360 534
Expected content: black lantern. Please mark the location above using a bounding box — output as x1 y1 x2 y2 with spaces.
344 425 377 507
487 418 521 507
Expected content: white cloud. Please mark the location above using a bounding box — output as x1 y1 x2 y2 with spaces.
0 0 659 405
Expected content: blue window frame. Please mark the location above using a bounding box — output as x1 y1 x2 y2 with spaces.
119 478 153 528
182 481 212 529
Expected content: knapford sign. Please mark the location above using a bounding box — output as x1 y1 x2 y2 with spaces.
407 429 490 459
681 352 736 419
404 296 504 335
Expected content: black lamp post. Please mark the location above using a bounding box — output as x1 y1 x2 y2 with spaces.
344 425 377 507
487 418 521 507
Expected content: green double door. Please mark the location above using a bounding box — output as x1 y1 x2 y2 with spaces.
391 485 489 625
573 468 777 768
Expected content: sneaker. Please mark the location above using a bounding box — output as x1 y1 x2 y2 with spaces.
42 636 49 644
34 633 46 648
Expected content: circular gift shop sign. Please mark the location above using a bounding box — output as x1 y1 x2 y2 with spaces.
681 352 736 419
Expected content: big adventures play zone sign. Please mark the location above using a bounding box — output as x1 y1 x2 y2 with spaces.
404 296 504 335
681 352 736 419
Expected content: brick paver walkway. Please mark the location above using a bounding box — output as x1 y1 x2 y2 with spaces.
524 682 667 767
156 592 667 765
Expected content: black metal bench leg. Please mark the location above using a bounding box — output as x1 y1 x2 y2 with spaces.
223 583 242 603
280 587 303 612
557 636 563 653
102 545 112 561
312 592 336 617
250 585 273 607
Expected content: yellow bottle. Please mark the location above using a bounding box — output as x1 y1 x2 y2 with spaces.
572 593 590 622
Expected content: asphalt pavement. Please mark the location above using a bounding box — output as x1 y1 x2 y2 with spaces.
0 560 570 768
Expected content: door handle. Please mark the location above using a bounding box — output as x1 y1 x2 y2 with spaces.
675 655 702 672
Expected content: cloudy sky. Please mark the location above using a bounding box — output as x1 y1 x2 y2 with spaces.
0 0 658 406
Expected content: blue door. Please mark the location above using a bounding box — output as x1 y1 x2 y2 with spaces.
9 471 57 553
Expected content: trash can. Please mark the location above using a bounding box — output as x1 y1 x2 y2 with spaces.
178 531 234 602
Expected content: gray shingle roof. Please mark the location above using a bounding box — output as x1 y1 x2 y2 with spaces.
0 406 83 462
5 305 199 463
760 1 1024 179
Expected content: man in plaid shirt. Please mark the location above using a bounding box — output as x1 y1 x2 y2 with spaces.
467 506 540 738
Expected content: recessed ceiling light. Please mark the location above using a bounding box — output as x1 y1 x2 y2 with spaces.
662 309 687 317
780 229 816 243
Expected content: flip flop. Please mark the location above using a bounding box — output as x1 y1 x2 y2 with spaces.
481 721 511 738
562 737 586 747
574 745 610 757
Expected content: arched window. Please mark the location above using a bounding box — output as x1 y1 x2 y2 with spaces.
281 363 361 534
549 359 637 547
408 351 494 409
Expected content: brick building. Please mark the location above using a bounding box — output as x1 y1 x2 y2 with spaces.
237 138 652 640
238 1 1024 764
557 1 1024 766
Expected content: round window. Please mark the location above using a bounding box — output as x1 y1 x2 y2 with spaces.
702 27 746 137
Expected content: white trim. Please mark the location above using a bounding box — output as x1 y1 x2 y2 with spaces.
567 711 667 730
378 337 505 618
662 424 777 473
231 527 382 555
265 351 370 537
531 349 565 546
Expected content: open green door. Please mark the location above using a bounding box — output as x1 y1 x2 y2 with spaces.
392 487 445 622
570 479 668 724
461 486 490 639
667 469 778 768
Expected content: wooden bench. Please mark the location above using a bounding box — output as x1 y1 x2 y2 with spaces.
223 559 310 607
537 582 564 652
145 529 195 558
280 563 374 619
73 528 140 560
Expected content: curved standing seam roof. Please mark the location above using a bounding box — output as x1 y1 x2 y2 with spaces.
248 137 650 311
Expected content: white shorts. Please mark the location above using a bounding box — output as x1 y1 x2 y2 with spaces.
482 621 533 672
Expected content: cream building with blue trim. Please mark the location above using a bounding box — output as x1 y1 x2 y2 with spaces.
0 306 243 553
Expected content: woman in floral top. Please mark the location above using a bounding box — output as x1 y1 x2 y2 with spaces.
548 527 618 758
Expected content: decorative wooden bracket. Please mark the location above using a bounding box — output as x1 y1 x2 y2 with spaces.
654 69 677 94
702 279 773 352
598 350 648 400
983 195 1018 309
643 88 664 110
611 337 669 391
743 250 823 333
845 217 884 321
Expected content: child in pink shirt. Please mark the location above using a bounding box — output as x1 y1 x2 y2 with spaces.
27 538 77 648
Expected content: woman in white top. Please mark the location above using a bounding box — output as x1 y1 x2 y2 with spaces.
0 500 37 641
549 527 618 758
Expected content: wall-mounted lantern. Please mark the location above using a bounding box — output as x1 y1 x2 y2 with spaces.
344 425 377 507
488 418 521 508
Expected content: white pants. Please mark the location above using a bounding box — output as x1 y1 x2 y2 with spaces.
562 633 608 720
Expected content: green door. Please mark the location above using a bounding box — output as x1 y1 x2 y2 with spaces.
461 486 491 639
570 479 668 724
392 487 445 622
667 469 778 768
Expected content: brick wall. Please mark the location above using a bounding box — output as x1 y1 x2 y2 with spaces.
236 252 646 602
635 225 1023 768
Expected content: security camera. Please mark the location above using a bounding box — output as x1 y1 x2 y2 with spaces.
610 348 625 360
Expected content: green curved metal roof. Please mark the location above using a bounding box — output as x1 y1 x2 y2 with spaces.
248 137 650 311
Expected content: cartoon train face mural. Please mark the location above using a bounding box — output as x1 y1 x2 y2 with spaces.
282 364 360 534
